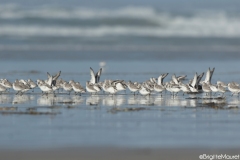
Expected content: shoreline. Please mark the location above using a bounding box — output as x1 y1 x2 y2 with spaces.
1 147 240 160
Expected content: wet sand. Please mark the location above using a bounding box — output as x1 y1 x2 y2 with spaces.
1 147 240 160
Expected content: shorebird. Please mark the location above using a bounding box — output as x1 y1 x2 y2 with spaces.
154 83 165 96
0 79 12 90
201 82 211 95
111 80 127 93
169 84 181 96
105 83 118 95
179 82 191 95
209 83 218 95
63 82 73 95
126 81 139 95
139 86 151 96
217 83 226 97
13 79 31 95
228 82 240 96
27 79 37 92
71 82 86 96
86 81 98 95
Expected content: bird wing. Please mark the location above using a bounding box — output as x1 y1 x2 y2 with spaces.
177 75 187 81
172 74 179 84
157 75 163 85
46 75 53 86
90 67 96 84
197 72 204 85
95 68 102 83
191 72 198 88
162 73 168 79
47 72 51 79
53 71 61 80
204 68 211 83
209 67 215 83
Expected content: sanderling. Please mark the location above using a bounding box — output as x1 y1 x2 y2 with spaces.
111 80 127 93
27 79 37 92
37 82 53 96
201 82 211 95
13 79 31 95
105 83 118 95
63 82 73 95
154 83 165 96
139 86 151 96
179 82 191 95
0 79 12 90
209 83 218 95
169 84 181 96
126 81 139 95
86 81 98 94
71 82 86 96
217 81 227 87
228 82 240 96
217 83 226 97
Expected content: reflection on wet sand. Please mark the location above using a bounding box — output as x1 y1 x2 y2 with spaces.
12 95 32 104
86 95 101 106
0 95 12 104
0 94 239 109
37 96 56 106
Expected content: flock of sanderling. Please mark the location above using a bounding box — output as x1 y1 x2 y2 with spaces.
0 67 239 97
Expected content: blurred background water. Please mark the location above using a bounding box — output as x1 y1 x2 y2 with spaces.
0 0 240 61
1 0 240 150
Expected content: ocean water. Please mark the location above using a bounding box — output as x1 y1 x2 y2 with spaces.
0 1 240 150
0 1 240 60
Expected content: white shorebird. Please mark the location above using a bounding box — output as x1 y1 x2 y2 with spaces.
111 80 127 93
63 82 73 95
228 82 240 96
179 82 191 95
27 79 37 92
13 79 31 95
209 83 218 95
0 79 12 90
201 82 211 95
217 83 226 96
71 82 86 96
86 81 98 95
126 81 140 95
169 84 181 96
154 83 165 95
37 80 53 96
139 86 151 96
105 83 118 95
